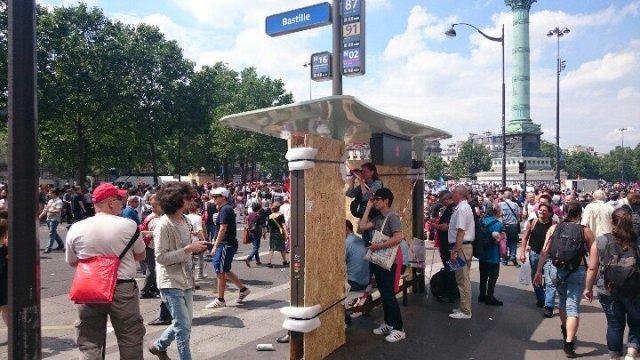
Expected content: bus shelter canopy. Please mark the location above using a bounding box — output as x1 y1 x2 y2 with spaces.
220 95 451 151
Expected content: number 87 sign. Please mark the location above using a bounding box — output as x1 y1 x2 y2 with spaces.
341 0 365 76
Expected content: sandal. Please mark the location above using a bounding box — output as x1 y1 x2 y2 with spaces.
267 263 273 268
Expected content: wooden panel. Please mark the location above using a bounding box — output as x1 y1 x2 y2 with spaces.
302 135 346 360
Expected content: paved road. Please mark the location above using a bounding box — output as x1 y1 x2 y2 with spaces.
0 223 611 359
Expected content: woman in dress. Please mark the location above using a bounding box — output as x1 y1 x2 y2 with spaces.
266 202 289 268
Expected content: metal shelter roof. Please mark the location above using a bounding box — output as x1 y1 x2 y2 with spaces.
220 95 451 151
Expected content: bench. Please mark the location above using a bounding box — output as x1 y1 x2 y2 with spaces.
346 272 423 318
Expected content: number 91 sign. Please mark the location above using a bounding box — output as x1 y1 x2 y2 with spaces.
341 0 365 76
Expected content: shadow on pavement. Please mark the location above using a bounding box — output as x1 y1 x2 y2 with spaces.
192 315 244 328
41 336 76 358
329 279 609 360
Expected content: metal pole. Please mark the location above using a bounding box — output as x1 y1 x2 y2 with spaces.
332 1 342 96
555 35 561 188
501 24 506 188
8 0 42 358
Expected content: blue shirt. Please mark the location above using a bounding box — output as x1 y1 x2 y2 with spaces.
478 216 504 264
499 200 520 225
121 207 140 225
346 233 369 286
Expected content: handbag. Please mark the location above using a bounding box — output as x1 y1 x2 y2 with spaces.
242 228 250 244
69 228 140 304
364 217 399 270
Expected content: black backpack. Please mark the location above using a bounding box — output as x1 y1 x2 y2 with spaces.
473 217 499 258
430 267 459 299
603 234 640 297
550 222 586 270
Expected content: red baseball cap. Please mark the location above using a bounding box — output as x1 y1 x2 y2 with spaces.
92 183 128 204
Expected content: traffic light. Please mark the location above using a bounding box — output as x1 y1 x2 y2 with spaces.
518 161 526 174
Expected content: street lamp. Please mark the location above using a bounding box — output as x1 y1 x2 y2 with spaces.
547 27 570 188
302 62 312 100
618 127 628 183
446 23 506 187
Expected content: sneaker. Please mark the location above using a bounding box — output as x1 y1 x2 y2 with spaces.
195 273 208 281
205 298 226 309
237 288 251 303
384 329 406 343
43 248 51 254
244 258 251 268
450 308 461 314
449 312 472 320
477 295 487 303
148 343 171 360
536 300 545 308
148 317 172 326
544 306 554 318
373 323 392 335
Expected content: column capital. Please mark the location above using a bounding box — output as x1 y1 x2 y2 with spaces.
505 0 536 11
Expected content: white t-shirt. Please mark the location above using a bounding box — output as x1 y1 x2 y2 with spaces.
65 214 145 280
186 213 203 242
448 200 476 244
46 198 64 221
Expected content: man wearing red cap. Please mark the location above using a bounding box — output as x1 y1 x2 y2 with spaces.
65 183 147 359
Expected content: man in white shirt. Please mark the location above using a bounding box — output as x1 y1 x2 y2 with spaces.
40 188 65 253
448 185 476 320
581 190 613 238
65 183 146 359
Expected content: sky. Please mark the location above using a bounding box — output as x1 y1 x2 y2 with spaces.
42 0 640 154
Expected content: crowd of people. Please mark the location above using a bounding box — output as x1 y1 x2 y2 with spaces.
0 175 639 359
423 181 640 359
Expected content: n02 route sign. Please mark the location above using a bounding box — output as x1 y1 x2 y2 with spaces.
310 52 332 81
341 0 365 76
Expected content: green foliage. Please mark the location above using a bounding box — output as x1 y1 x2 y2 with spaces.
0 2 293 184
564 151 600 179
424 155 448 180
448 142 492 179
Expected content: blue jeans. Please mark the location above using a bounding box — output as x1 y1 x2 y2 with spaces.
156 288 193 360
529 252 545 303
556 267 585 317
206 224 216 242
598 293 640 357
543 259 557 308
247 233 261 262
46 219 64 249
504 224 519 260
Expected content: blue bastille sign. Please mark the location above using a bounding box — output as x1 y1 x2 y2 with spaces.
265 2 332 37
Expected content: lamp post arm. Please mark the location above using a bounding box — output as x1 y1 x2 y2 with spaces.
452 22 503 43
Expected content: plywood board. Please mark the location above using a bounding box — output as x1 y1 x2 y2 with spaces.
302 135 346 360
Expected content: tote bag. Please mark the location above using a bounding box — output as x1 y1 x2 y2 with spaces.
69 229 140 304
364 217 399 270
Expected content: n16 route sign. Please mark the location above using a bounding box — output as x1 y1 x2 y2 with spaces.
265 2 332 37
341 0 365 76
310 52 332 81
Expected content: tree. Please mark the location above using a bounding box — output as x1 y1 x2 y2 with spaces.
448 142 491 179
541 139 566 171
37 4 135 184
564 151 600 179
424 155 448 180
598 146 638 183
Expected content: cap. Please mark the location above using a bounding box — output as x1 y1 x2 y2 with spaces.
210 187 229 198
92 183 128 204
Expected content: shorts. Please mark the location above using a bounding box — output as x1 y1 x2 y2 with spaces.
212 244 237 274
556 267 586 317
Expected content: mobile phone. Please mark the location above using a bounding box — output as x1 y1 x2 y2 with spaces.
205 242 214 250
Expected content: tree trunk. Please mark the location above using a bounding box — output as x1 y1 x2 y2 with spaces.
223 160 229 182
149 138 158 185
75 117 87 187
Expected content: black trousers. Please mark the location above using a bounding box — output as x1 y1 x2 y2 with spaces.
479 261 500 299
371 263 403 331
140 247 157 295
